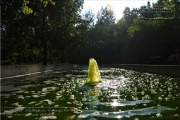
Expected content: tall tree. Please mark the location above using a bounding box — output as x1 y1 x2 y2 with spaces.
95 4 116 46
96 4 116 26
1 0 84 65
123 7 138 24
1 0 40 64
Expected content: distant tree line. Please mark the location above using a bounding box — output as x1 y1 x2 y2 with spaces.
1 0 180 65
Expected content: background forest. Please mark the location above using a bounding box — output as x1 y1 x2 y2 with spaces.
1 0 180 65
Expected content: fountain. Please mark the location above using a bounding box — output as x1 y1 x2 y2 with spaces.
86 58 102 85
1 65 180 120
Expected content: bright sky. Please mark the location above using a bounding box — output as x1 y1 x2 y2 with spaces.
82 0 158 21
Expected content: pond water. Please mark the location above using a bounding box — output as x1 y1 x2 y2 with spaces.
1 68 180 120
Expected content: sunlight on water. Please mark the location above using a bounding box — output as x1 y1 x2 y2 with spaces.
1 68 180 119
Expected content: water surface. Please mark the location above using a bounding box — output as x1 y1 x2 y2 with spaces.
1 68 180 120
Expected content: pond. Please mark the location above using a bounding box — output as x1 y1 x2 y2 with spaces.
1 67 180 120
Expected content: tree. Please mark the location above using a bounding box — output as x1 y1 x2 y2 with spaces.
95 4 116 45
123 7 138 25
1 0 41 64
96 4 116 26
45 0 84 63
1 0 84 65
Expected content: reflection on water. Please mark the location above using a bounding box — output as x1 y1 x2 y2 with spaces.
90 86 100 98
1 68 180 120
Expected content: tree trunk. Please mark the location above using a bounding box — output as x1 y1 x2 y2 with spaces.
32 1 48 65
42 35 47 65
42 7 47 65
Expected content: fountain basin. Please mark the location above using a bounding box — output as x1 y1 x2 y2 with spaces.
1 67 180 119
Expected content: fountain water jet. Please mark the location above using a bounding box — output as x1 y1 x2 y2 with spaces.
86 58 102 85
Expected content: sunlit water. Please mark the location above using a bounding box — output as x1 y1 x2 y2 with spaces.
1 68 180 120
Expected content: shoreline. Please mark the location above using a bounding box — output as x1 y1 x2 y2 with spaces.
1 64 180 78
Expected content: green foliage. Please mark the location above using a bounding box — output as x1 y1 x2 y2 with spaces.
2 0 180 65
1 0 83 65
22 0 56 14
97 5 116 26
